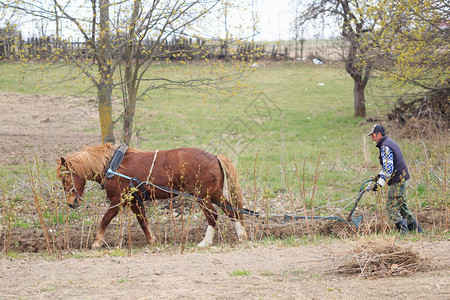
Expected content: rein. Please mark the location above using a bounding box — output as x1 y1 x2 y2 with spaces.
106 169 200 200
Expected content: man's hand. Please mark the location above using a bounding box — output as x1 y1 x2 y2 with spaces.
372 182 381 192
372 174 382 191
374 174 381 182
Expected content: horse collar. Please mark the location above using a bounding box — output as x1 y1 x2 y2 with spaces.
100 143 129 189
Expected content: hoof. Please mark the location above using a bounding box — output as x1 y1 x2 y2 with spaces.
197 241 208 248
92 240 103 249
147 232 157 245
235 222 247 242
197 225 215 248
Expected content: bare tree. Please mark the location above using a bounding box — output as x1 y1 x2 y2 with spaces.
298 0 448 120
2 0 118 143
298 0 378 117
1 0 253 144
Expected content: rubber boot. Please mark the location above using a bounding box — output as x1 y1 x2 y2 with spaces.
408 220 423 233
395 219 408 234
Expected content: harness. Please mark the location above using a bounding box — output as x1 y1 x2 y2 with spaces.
101 143 150 212
102 145 260 218
60 169 84 204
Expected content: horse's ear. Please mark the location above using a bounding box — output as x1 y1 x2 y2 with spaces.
60 157 67 166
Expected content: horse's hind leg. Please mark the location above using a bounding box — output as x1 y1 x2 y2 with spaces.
130 203 155 245
198 201 218 248
92 204 121 249
234 218 247 242
216 196 247 242
234 208 247 242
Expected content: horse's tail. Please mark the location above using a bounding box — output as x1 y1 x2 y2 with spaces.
216 154 245 221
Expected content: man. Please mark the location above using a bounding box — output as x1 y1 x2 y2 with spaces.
368 124 423 233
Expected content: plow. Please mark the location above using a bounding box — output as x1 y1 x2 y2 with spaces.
242 178 375 230
161 178 376 230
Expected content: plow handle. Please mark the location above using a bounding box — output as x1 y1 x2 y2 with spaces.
347 178 374 222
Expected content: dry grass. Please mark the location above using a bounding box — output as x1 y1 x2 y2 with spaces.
334 238 432 278
397 117 447 140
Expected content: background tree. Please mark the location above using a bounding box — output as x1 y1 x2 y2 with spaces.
116 0 254 144
298 0 448 120
364 0 449 130
298 0 379 118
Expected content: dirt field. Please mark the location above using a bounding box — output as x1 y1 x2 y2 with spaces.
0 92 101 165
1 240 449 299
1 92 449 299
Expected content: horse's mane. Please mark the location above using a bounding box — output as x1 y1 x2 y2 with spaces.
61 143 146 180
66 143 116 179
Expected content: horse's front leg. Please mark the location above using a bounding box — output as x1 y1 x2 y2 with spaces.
130 202 155 245
92 203 121 249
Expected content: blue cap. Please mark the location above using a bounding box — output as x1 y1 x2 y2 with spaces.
368 124 385 136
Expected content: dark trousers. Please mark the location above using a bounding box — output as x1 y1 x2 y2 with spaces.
386 180 415 224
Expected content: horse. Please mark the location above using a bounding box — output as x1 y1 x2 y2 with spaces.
56 143 247 249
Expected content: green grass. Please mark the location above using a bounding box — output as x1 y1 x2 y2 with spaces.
230 269 251 276
109 248 128 257
14 221 31 229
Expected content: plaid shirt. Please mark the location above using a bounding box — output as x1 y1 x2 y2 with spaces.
378 145 394 184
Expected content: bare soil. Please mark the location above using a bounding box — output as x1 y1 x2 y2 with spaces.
0 240 449 299
1 92 449 299
0 92 100 165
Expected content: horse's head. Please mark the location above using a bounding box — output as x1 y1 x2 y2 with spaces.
57 157 86 209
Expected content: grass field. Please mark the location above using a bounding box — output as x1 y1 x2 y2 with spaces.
1 61 446 197
0 60 448 254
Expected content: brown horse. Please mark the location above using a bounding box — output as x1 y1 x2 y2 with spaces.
56 144 247 248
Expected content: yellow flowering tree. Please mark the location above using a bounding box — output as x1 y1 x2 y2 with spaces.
366 0 448 94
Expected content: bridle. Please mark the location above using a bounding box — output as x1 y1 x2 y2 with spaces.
59 169 84 204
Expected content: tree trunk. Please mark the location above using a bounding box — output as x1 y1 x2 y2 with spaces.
98 75 115 144
353 79 366 118
120 0 141 146
122 85 137 145
345 42 368 118
97 0 115 144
